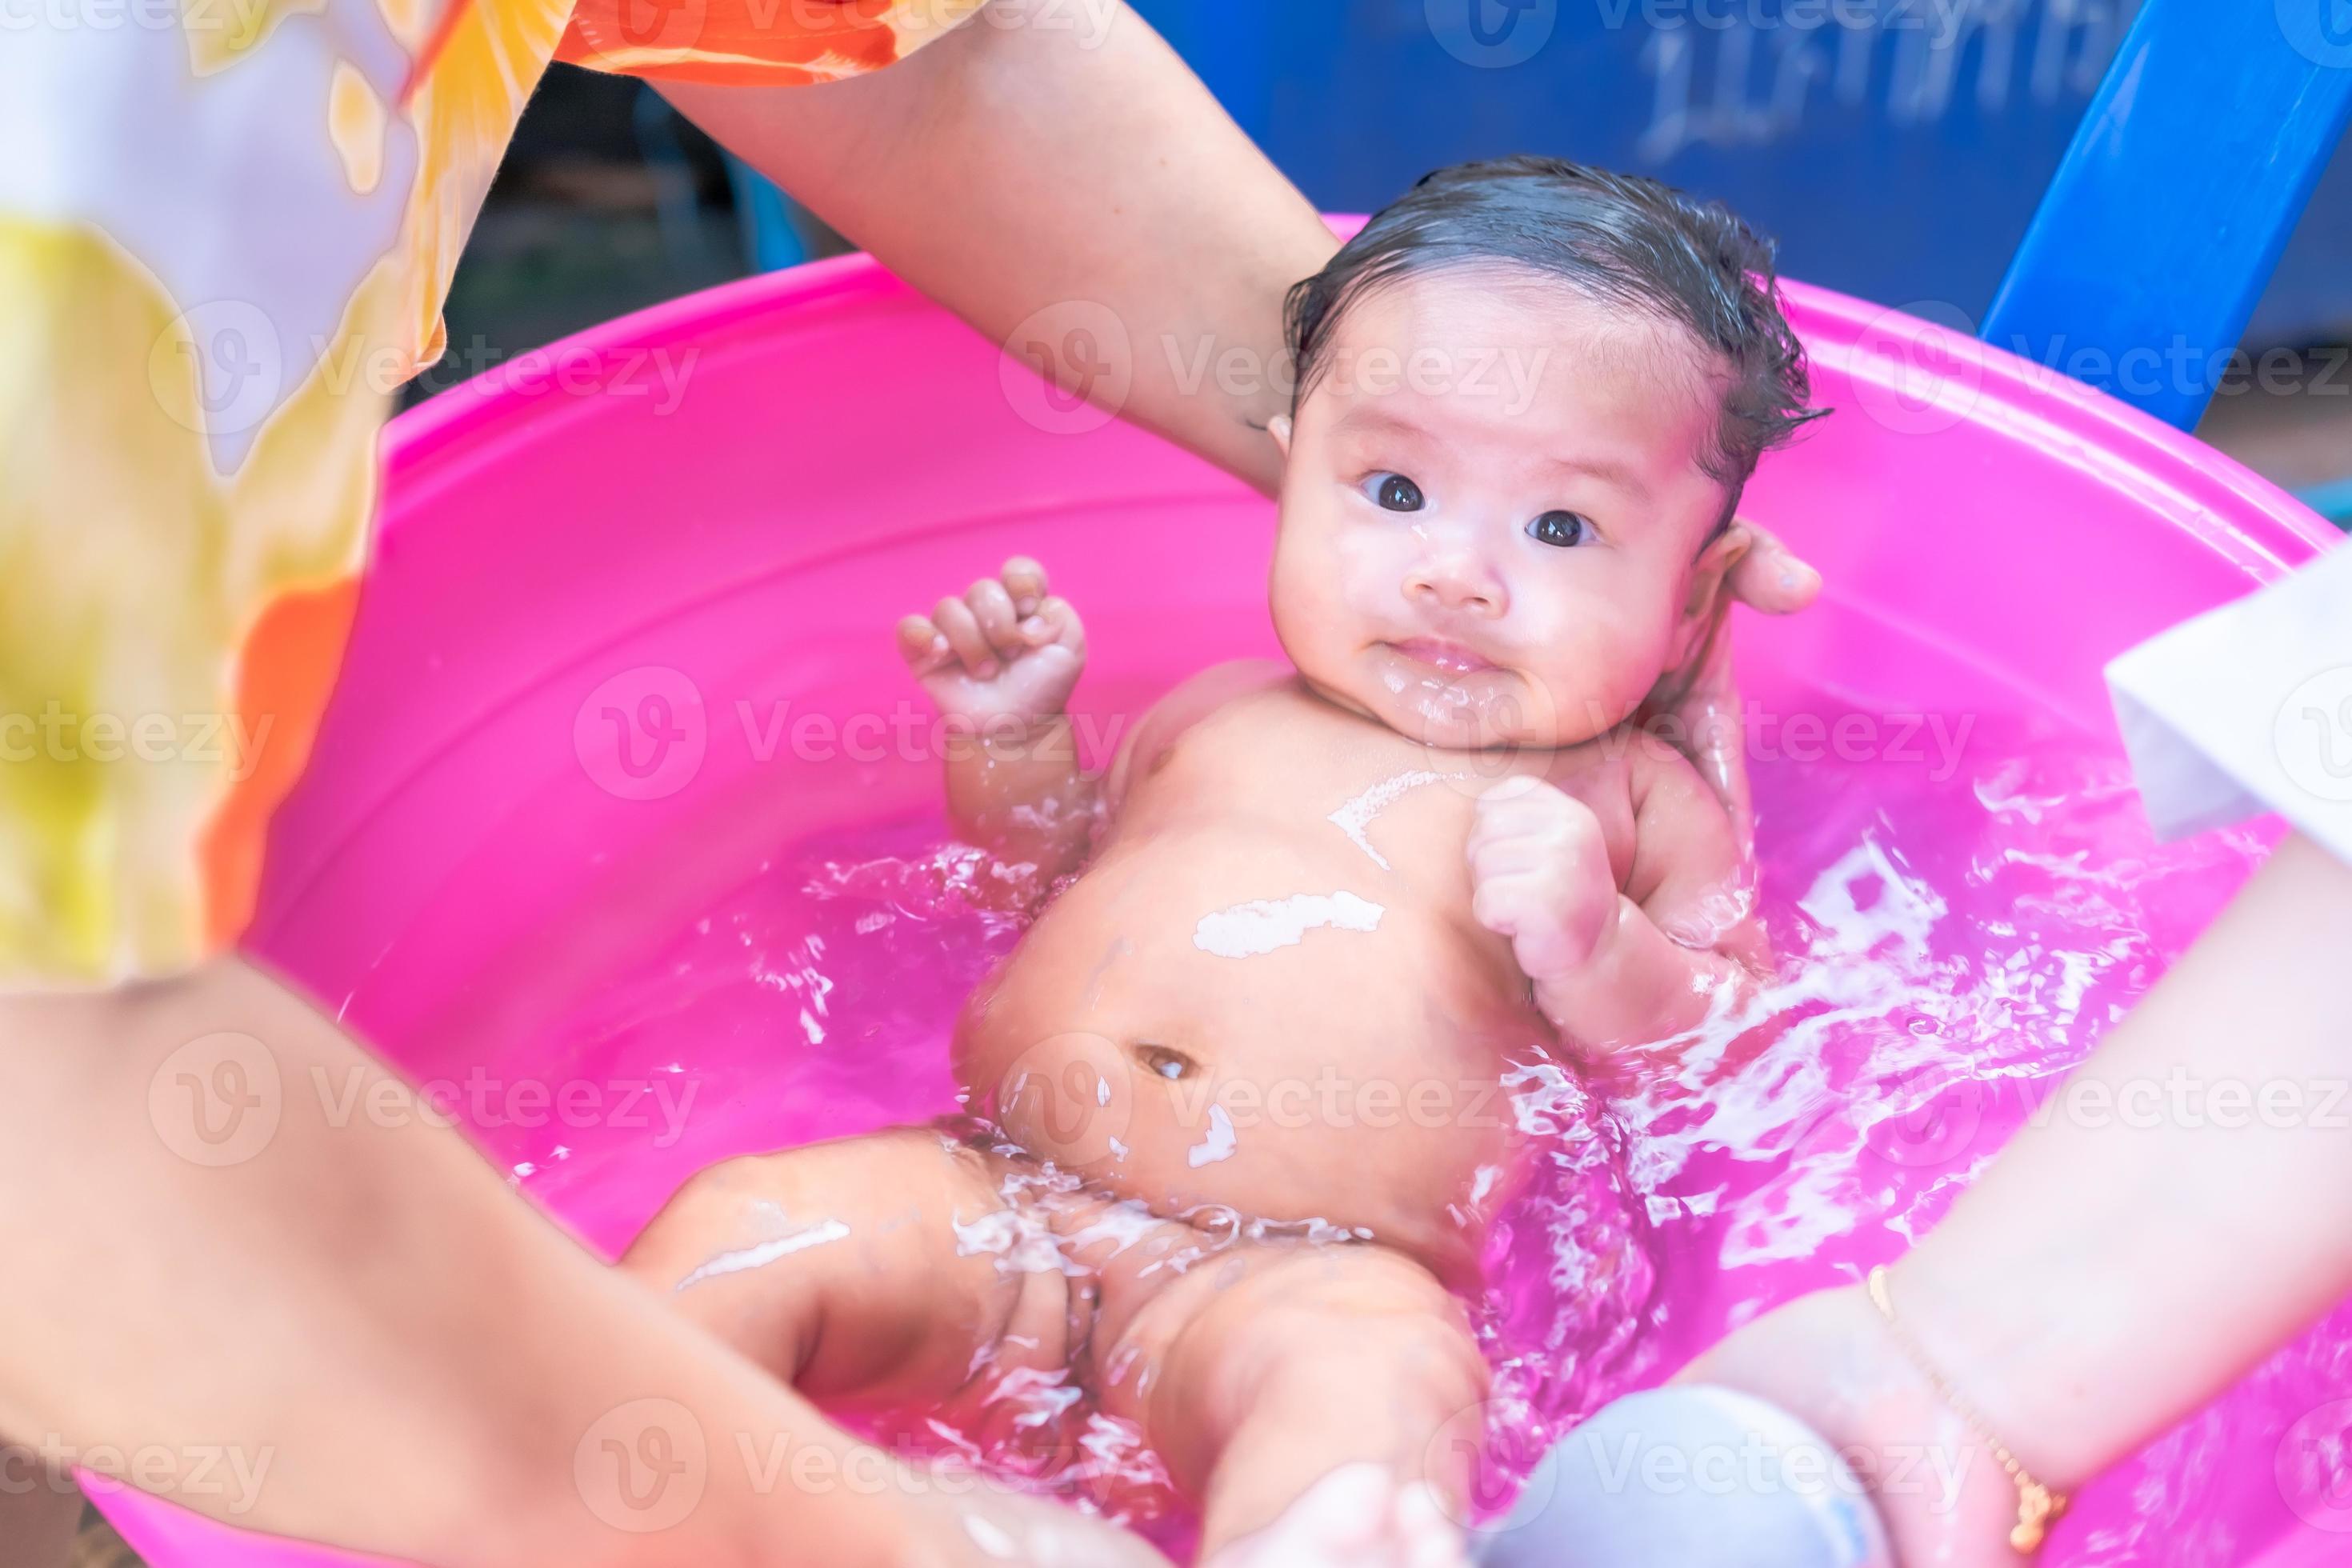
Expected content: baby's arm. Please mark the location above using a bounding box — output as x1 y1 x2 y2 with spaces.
1468 754 1764 1054
898 557 1095 882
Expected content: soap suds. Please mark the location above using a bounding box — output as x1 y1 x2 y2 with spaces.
1193 892 1384 958
1327 770 1446 870
1188 1103 1238 1167
674 1218 850 1290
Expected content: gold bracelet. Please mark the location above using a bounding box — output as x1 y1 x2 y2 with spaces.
1865 1266 2068 1554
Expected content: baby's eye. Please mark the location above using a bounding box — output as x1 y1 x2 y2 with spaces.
1366 472 1425 513
1527 510 1593 548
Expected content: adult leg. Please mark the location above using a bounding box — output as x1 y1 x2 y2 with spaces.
0 958 1170 1567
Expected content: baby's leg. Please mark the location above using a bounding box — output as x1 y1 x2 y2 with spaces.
1099 1242 1489 1561
623 1129 1055 1408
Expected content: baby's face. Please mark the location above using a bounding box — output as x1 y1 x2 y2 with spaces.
1270 266 1740 750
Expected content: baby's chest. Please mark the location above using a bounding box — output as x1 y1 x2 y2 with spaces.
1122 683 1643 890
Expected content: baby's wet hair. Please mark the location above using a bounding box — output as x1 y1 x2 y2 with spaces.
1283 154 1828 531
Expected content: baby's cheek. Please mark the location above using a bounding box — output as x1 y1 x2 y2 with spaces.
1329 522 1403 603
1267 541 1319 642
1271 558 1362 678
1526 612 1670 741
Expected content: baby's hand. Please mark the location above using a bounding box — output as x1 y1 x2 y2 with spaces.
897 556 1087 724
1467 776 1619 990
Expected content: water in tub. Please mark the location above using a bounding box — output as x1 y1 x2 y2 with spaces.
502 680 2350 1565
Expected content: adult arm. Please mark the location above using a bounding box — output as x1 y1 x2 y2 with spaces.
0 6 1179 1562
669 12 1826 773
654 0 1338 496
1638 519 1823 847
1684 541 2352 1562
0 956 1166 1567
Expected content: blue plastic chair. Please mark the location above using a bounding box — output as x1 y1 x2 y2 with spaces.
630 82 806 274
1983 0 2352 434
726 155 806 274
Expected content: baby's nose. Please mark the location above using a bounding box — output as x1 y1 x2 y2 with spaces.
1405 554 1507 616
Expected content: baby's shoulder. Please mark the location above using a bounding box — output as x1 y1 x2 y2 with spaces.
1102 658 1292 808
1149 658 1295 726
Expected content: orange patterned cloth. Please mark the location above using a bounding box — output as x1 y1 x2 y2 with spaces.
0 0 982 988
558 0 984 84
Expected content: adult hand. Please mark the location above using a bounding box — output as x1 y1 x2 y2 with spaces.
1679 831 2352 1563
1639 519 1822 850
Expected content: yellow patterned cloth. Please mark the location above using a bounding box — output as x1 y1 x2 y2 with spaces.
0 0 983 989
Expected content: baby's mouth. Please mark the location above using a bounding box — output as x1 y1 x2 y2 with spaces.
1370 642 1530 748
1382 637 1499 676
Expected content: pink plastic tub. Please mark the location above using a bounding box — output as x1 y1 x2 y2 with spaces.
100 237 2341 1565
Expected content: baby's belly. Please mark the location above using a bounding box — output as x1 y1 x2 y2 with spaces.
953 822 1548 1285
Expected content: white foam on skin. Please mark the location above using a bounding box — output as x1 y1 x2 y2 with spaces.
674 1218 851 1291
951 1207 1069 1275
1328 770 1447 870
1188 1104 1238 1167
1193 892 1384 958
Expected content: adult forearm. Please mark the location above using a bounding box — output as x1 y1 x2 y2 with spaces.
662 2 1337 494
0 958 910 1568
1889 830 2352 1486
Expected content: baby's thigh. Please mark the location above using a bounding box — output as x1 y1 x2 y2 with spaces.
1096 1241 1488 1491
623 1128 1040 1405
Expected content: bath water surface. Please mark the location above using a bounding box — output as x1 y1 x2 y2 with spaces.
498 685 2347 1565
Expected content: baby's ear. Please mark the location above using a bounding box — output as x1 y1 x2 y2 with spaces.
1673 521 1752 660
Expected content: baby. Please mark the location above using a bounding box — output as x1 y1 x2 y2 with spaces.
625 157 1822 1564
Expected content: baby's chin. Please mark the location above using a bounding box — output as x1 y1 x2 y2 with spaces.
1304 657 1629 754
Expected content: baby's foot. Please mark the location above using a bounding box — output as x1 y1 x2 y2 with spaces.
1204 1463 1469 1568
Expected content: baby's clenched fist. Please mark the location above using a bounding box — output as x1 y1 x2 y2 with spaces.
898 555 1087 724
1466 775 1619 990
